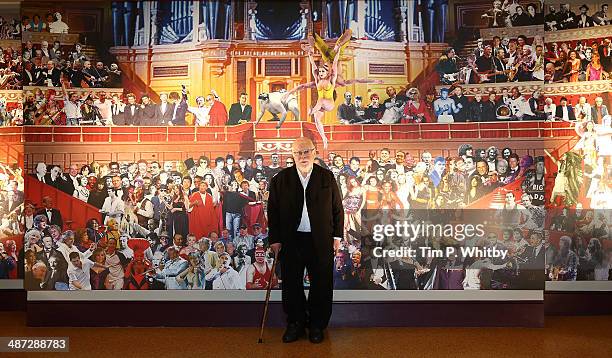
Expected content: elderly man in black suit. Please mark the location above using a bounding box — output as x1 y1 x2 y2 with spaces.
41 60 61 87
35 235 66 271
227 92 252 125
574 4 595 28
268 137 343 344
35 196 63 229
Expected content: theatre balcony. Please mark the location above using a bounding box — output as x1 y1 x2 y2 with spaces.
435 81 543 96
8 121 575 144
479 25 543 41
544 79 612 95
4 121 574 168
544 24 612 43
21 32 81 45
22 86 124 95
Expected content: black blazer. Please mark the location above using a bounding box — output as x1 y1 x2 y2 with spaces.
227 103 253 125
44 174 73 195
156 102 175 125
43 174 64 191
171 92 188 126
110 103 124 125
38 68 62 87
591 105 609 124
42 267 69 290
35 248 66 268
532 245 546 268
139 104 157 125
35 208 64 229
555 105 576 121
241 190 256 201
122 104 141 125
575 15 595 28
6 191 23 212
267 164 343 257
23 70 35 85
31 67 46 86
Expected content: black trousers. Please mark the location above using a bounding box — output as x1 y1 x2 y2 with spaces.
281 231 333 329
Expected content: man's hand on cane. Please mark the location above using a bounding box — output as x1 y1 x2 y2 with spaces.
270 243 281 257
259 242 281 343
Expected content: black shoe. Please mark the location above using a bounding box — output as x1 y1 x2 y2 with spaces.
282 322 305 343
308 327 324 343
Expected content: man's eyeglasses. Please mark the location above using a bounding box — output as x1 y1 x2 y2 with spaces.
292 148 315 157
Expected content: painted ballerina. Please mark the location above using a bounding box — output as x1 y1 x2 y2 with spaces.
544 149 583 207
573 120 598 168
283 29 381 148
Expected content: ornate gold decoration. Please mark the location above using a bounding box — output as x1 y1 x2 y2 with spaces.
435 81 544 96
480 25 544 41
0 90 23 102
544 80 612 95
256 141 294 154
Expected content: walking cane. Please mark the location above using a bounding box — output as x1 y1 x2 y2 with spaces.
257 257 278 343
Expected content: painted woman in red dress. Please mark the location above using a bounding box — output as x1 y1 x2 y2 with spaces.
188 181 219 239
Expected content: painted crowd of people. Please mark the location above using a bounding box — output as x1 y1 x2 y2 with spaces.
21 140 562 291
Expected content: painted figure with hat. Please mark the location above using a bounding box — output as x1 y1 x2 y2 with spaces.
576 4 595 27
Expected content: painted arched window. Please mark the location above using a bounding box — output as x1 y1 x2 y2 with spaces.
253 0 303 40
159 0 193 43
364 0 396 41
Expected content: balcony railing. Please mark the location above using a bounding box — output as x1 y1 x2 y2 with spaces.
544 80 612 95
435 81 543 96
544 24 612 43
23 86 124 95
21 32 80 44
0 121 576 144
480 25 543 41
